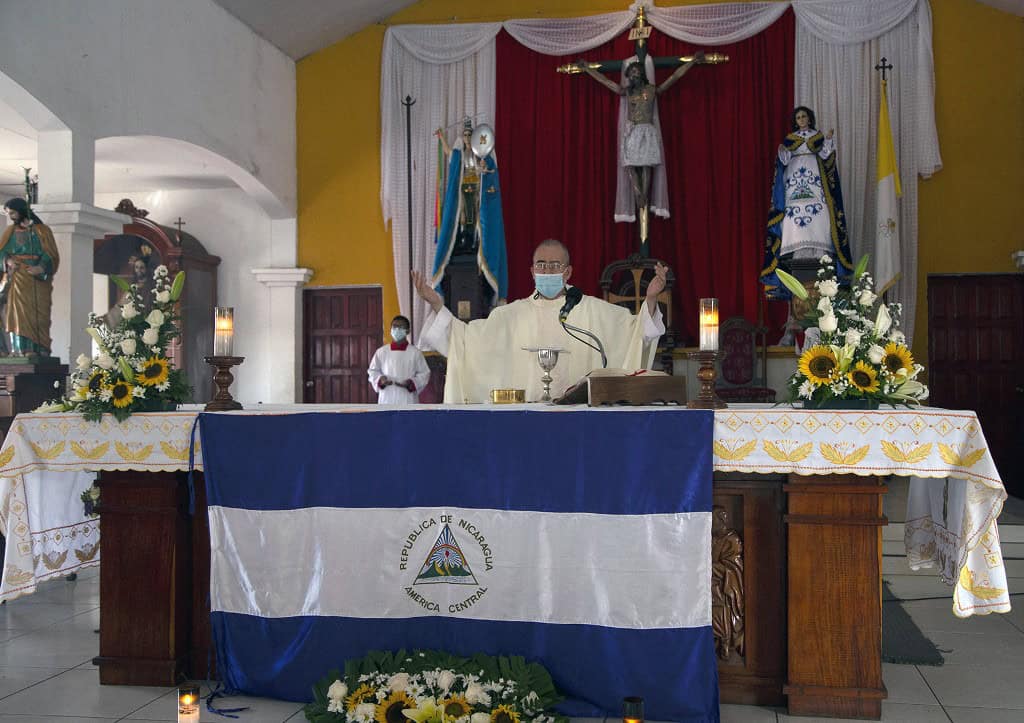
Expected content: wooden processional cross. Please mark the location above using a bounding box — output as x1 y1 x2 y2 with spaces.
557 6 728 257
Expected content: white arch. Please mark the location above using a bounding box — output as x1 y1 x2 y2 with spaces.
0 69 68 133
94 135 291 220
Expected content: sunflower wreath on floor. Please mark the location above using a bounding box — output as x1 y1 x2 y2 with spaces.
775 255 928 408
305 649 566 723
35 264 192 422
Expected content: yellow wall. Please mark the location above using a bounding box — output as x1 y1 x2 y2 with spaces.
298 0 1024 353
916 0 1024 362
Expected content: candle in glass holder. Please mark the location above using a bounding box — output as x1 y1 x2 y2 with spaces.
177 683 200 723
622 696 644 723
698 298 719 351
213 307 234 357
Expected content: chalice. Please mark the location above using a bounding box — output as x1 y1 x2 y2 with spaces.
523 347 568 402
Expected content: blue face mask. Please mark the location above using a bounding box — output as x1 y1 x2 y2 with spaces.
534 273 565 299
391 327 408 343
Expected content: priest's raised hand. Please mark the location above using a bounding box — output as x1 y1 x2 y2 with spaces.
411 269 443 313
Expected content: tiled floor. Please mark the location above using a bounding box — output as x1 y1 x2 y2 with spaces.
0 480 1021 722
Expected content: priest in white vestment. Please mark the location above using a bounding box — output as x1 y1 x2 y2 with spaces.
414 239 667 403
367 315 431 404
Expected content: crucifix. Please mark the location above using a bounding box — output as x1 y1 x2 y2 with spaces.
558 6 728 256
874 56 893 81
172 216 186 245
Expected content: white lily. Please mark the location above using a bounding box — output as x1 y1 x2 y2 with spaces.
874 304 892 336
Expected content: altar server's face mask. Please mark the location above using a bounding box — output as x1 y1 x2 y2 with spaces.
391 327 408 342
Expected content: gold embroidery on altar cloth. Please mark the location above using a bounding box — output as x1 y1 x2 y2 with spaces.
71 441 109 460
881 440 932 464
713 439 756 461
819 442 870 466
762 440 812 463
4 565 33 585
159 440 190 461
114 442 153 462
938 443 986 468
74 543 99 563
28 441 65 460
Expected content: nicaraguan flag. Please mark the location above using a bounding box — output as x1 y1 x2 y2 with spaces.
875 77 902 295
200 408 718 722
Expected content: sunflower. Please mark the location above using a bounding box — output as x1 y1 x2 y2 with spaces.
375 690 415 723
85 370 106 393
798 345 838 386
345 683 376 712
138 356 170 387
441 694 471 719
490 704 521 723
110 380 134 408
847 361 880 393
882 342 914 376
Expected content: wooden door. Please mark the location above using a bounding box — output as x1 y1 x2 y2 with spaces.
928 274 1024 496
303 287 382 403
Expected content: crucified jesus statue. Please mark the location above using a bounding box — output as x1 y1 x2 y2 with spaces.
558 6 727 256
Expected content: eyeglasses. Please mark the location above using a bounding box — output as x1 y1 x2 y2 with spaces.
532 261 567 272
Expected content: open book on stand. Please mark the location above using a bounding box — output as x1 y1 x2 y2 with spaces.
554 368 687 406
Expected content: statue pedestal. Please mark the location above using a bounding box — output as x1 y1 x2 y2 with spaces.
0 358 69 438
441 254 493 322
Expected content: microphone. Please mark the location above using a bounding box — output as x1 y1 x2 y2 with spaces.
559 286 584 322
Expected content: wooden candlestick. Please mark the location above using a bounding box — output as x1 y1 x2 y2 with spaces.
204 356 244 411
687 350 727 409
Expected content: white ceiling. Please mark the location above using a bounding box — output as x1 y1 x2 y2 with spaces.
212 0 1024 61
212 0 419 60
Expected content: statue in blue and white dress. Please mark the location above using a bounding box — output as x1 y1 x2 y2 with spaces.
761 106 853 300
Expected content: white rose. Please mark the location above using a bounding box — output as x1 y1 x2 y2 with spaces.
142 327 160 346
889 330 906 345
844 329 862 347
858 289 877 307
146 309 165 327
76 353 91 371
155 290 171 304
120 338 137 356
155 264 169 277
388 673 410 692
355 703 377 723
96 353 115 370
874 304 892 336
121 303 138 320
437 670 456 693
816 296 832 314
327 699 343 713
819 312 838 334
816 279 839 298
327 680 348 702
471 714 491 723
868 344 885 365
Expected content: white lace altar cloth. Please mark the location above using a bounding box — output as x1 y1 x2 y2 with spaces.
0 405 1009 616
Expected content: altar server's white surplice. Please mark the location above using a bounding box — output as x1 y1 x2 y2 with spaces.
420 291 664 403
367 342 430 405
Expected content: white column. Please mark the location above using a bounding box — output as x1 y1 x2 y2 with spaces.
33 203 128 363
37 129 94 204
251 267 313 403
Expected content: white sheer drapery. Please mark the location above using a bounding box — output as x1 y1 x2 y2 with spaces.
795 0 941 344
380 24 500 334
379 1 940 343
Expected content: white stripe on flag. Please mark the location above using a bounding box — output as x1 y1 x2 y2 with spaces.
875 173 900 292
209 506 711 630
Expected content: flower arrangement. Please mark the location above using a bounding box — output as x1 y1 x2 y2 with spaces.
80 483 100 517
776 255 928 408
36 264 192 422
305 650 566 723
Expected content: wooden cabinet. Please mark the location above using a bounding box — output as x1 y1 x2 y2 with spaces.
928 274 1024 496
95 217 220 405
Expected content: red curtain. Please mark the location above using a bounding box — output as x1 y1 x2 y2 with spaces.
494 10 794 343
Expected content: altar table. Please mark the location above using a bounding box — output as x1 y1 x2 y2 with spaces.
0 404 1011 720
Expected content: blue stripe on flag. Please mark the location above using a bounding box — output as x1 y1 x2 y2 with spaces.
198 410 713 515
211 612 719 722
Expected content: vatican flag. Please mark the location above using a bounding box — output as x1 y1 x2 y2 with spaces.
875 78 902 295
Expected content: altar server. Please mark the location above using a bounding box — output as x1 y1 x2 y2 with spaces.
414 239 666 403
367 316 430 405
